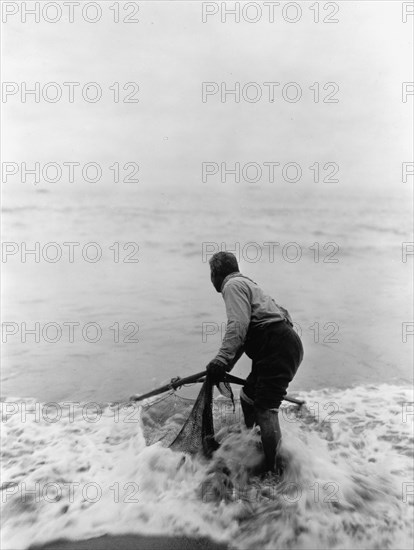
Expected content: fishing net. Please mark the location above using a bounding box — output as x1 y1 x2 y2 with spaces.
140 375 238 457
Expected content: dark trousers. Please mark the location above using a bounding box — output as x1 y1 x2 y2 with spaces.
242 320 304 410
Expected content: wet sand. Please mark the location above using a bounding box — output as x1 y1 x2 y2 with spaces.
31 534 229 550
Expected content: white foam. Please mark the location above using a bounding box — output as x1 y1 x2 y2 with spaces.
1 384 413 549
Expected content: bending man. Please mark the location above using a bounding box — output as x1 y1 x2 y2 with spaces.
206 251 304 473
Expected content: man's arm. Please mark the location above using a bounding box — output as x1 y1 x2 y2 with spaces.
213 282 251 370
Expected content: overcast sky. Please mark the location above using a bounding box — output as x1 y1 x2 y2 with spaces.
2 1 412 193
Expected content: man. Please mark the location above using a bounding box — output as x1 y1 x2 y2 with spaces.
206 251 304 473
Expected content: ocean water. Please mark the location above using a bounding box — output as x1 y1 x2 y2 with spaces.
2 183 413 402
1 386 413 550
1 182 413 549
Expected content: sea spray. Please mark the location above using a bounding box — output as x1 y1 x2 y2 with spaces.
1 384 413 550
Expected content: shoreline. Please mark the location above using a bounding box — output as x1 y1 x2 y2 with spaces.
31 534 229 550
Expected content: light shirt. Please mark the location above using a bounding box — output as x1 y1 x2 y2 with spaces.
214 272 290 368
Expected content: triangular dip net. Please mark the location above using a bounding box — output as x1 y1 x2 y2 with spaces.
140 376 237 457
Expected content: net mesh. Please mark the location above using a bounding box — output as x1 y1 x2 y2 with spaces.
140 375 237 457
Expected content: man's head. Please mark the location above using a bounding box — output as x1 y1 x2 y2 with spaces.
209 252 239 293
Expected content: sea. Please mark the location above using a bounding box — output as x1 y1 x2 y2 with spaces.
1 181 413 549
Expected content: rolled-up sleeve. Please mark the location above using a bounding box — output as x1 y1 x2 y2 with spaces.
214 282 251 368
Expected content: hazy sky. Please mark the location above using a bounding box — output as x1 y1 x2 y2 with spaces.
2 1 413 192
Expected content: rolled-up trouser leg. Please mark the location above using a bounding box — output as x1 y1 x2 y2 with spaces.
244 320 304 411
254 406 282 472
240 388 255 428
